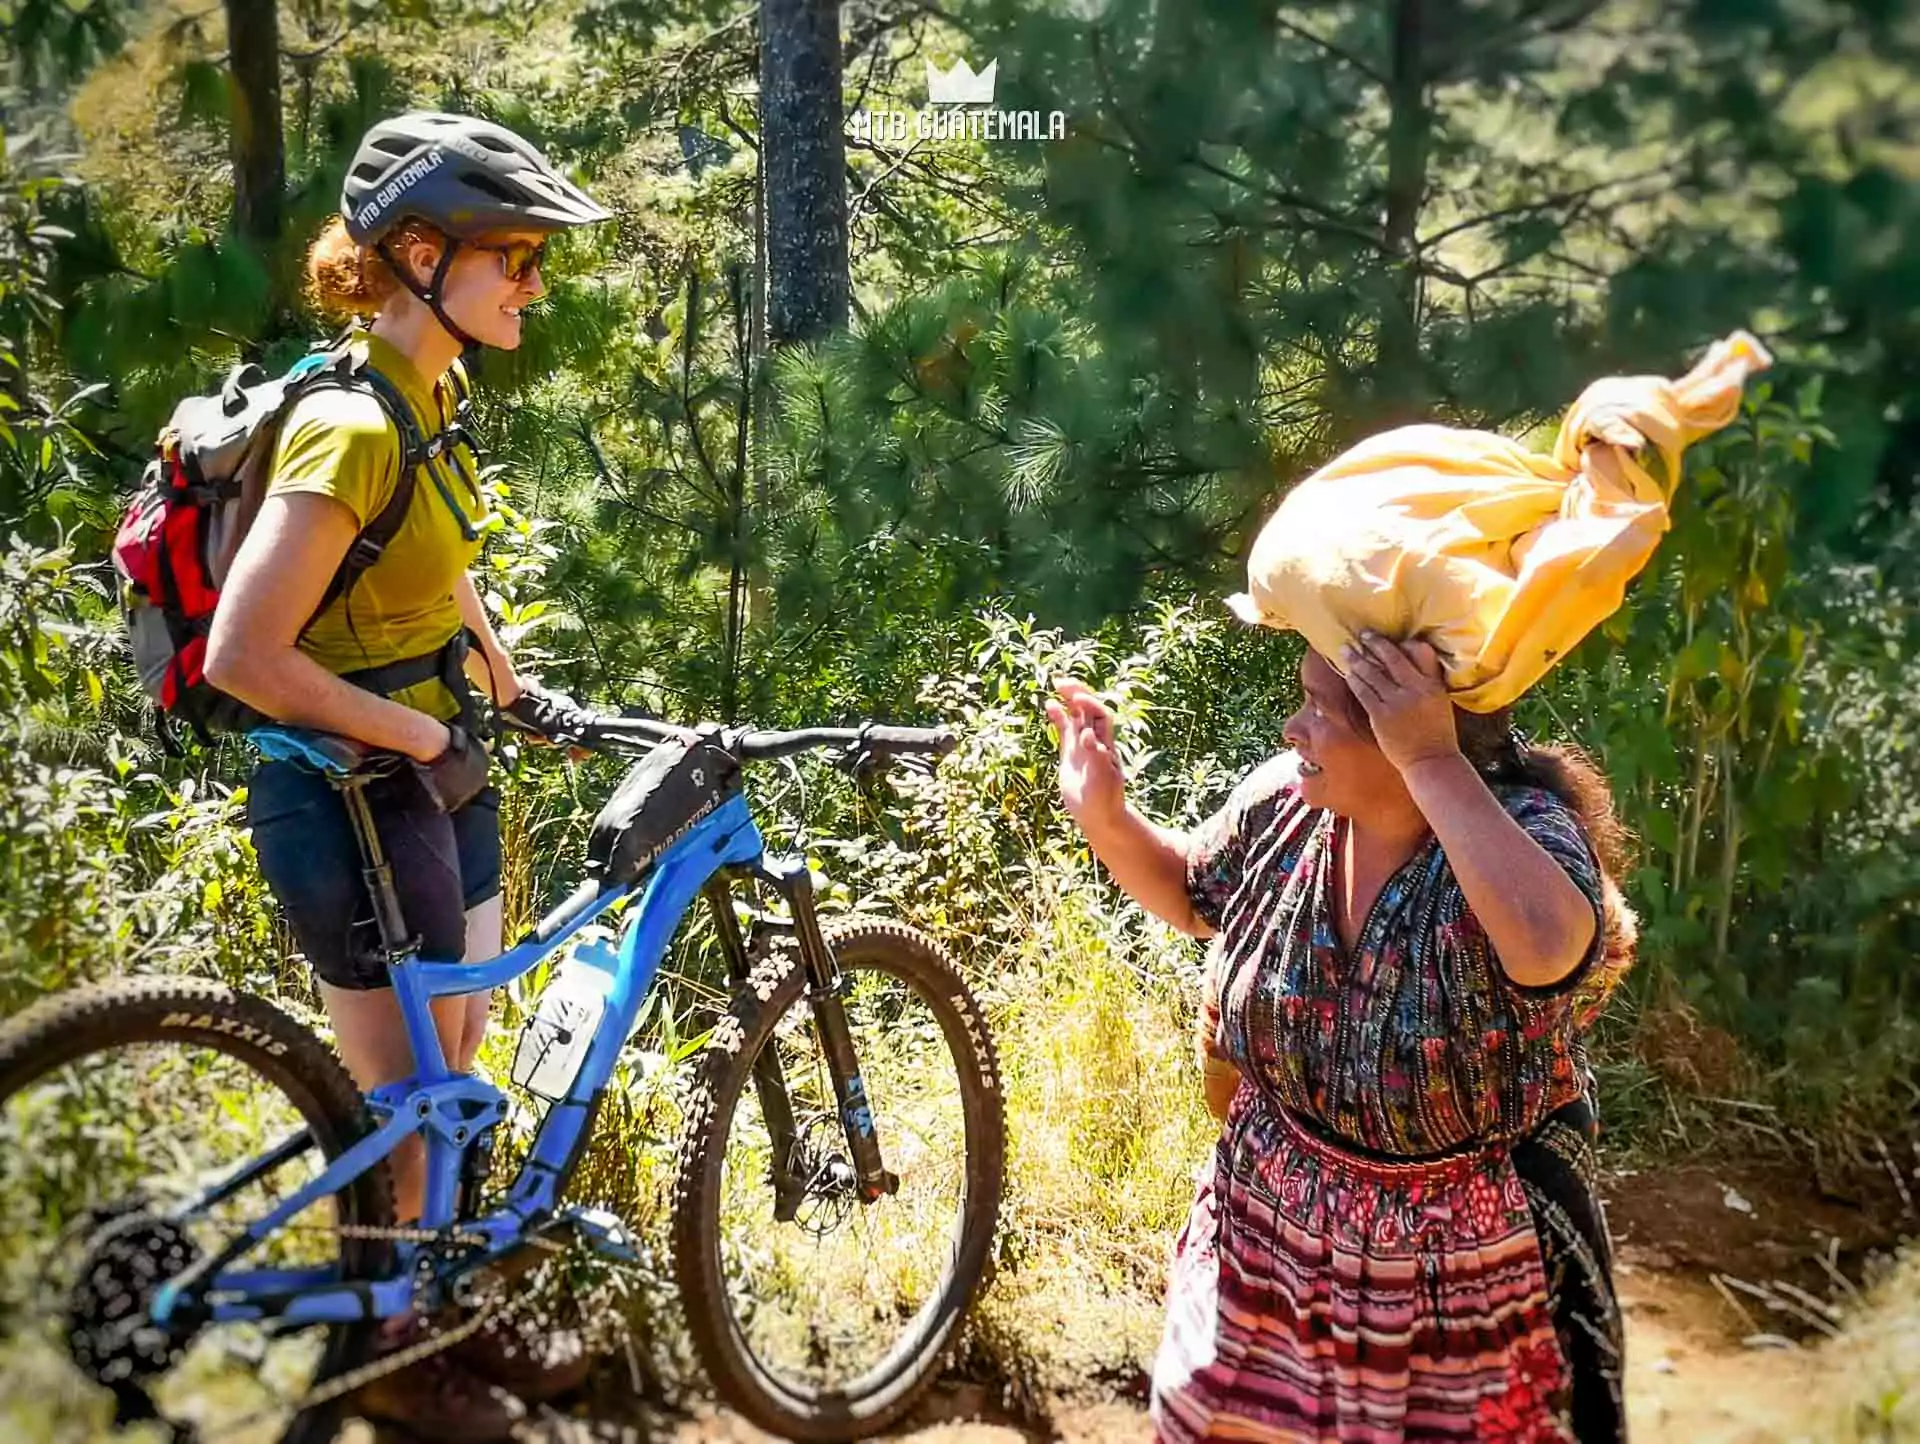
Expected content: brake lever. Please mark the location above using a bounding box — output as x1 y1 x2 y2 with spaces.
836 743 884 784
837 745 941 785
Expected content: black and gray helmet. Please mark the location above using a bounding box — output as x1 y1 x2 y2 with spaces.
341 111 611 244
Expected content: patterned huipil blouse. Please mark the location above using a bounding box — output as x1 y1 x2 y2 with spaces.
1151 752 1629 1444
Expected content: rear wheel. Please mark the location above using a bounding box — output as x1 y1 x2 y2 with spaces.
672 919 1005 1441
0 978 394 1443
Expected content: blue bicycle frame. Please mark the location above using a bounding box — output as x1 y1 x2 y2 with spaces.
152 728 782 1332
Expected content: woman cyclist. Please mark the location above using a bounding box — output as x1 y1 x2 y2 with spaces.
204 110 607 1441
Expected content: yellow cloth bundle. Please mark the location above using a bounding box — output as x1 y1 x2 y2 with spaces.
1226 331 1774 712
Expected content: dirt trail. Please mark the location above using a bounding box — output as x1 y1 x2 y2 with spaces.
387 1161 1904 1444
1615 1265 1822 1443
656 1273 1837 1444
655 1162 1907 1444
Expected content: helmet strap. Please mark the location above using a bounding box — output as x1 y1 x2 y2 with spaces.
378 238 482 352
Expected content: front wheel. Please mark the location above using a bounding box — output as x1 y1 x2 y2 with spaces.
672 918 1005 1441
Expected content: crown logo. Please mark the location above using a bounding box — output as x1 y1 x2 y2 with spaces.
926 58 997 106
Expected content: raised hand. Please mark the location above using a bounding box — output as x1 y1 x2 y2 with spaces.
1044 676 1127 827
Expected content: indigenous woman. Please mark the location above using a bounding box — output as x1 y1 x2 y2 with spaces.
1047 633 1635 1443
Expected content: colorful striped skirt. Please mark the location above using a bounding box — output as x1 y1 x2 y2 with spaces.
1150 1090 1623 1443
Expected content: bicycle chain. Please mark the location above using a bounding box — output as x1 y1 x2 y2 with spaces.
276 1218 492 1247
206 1217 569 1440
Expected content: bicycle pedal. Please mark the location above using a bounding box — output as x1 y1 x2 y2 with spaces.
555 1205 644 1266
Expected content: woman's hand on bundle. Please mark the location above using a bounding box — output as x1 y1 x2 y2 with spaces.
1340 632 1463 775
1045 677 1127 829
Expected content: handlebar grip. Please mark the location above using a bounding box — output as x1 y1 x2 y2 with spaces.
580 713 697 748
861 724 958 754
734 727 860 760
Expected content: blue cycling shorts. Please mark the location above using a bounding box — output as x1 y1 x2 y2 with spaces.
247 759 501 991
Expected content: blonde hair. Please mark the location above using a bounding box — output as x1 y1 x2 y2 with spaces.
302 215 447 321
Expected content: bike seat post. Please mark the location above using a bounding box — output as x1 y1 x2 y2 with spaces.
334 773 415 958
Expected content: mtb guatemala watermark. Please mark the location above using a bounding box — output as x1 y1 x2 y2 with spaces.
848 59 1067 143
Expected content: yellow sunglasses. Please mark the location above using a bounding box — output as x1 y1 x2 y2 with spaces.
470 238 549 282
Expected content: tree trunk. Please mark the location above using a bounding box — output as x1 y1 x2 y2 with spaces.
747 151 773 627
225 0 284 244
759 0 848 343
1379 0 1431 419
724 262 752 721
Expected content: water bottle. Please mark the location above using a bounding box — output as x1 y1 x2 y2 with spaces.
511 939 619 1101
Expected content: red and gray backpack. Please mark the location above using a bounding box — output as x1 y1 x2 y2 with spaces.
111 340 465 743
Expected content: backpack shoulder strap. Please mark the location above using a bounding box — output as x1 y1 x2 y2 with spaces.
445 356 473 412
421 355 480 470
296 349 432 626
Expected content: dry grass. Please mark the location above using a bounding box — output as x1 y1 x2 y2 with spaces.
1772 1247 1920 1443
954 869 1216 1406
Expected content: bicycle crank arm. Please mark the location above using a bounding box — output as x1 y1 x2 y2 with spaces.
435 1205 649 1308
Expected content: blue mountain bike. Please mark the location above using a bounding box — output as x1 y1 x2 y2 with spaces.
0 713 1005 1443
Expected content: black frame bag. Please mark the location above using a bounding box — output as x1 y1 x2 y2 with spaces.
587 735 743 887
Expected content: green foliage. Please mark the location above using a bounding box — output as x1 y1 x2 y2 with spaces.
0 528 105 712
963 0 1920 543
770 252 1254 631
0 127 104 532
0 536 285 1016
2 0 129 94
503 254 766 720
0 0 1912 1163
1541 384 1920 1122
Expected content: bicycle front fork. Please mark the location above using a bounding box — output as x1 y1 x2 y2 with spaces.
705 863 898 1219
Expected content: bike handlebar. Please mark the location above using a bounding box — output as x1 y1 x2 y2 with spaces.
522 715 956 943
578 714 959 765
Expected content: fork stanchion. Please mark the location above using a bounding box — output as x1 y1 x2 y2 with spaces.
704 878 808 1222
785 864 899 1201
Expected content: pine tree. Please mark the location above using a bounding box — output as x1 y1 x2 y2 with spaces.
768 0 1920 625
760 0 850 342
3 0 129 94
225 0 285 245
